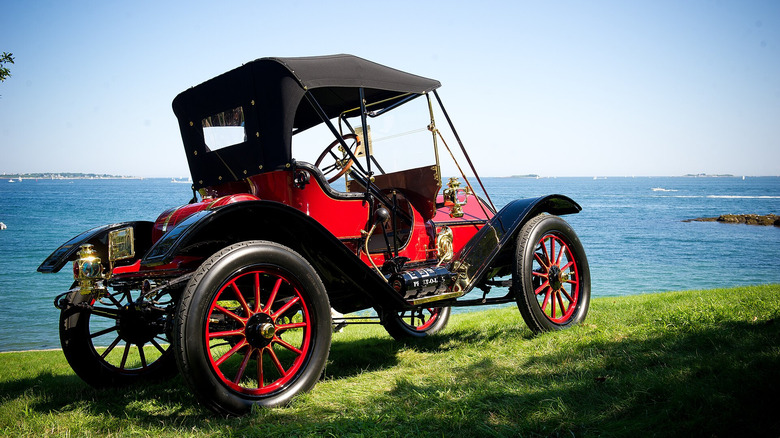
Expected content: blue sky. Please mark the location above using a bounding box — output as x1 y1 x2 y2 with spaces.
1 0 778 177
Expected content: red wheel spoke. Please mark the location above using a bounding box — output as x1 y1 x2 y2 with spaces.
90 325 118 339
540 288 551 311
230 281 252 316
103 292 125 308
556 291 566 317
267 347 287 376
263 278 283 313
214 304 247 324
101 336 122 359
253 273 262 313
272 296 300 319
209 328 246 339
234 348 254 384
534 252 550 270
561 260 575 272
550 293 557 318
548 238 555 267
257 349 265 388
138 344 147 368
90 306 122 320
275 321 307 332
150 338 166 354
120 342 131 370
532 270 548 278
554 243 566 267
535 280 550 295
539 243 551 267
561 287 574 303
215 339 247 367
274 337 303 355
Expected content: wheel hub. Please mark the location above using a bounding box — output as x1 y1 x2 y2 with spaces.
245 313 275 348
548 265 563 291
117 303 165 345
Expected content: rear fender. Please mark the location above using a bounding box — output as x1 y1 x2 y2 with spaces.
38 221 154 273
140 200 405 313
451 195 581 292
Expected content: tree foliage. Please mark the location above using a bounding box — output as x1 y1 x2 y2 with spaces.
1 52 15 82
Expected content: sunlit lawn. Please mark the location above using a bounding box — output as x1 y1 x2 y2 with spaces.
1 284 779 437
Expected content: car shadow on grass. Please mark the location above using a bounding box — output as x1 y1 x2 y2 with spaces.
7 317 779 436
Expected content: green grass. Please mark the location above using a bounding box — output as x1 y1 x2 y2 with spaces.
2 284 779 437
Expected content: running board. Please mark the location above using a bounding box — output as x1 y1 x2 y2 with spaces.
408 290 464 306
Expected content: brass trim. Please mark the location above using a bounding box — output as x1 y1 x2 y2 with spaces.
409 290 464 306
436 225 454 267
108 227 135 262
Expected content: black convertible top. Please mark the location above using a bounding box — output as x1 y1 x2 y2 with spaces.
172 55 441 189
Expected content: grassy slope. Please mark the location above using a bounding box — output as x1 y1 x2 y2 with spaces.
1 284 779 437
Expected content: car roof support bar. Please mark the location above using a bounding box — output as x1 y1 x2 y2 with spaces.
303 92 369 177
433 90 497 212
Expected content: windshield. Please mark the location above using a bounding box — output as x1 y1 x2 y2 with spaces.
292 96 437 186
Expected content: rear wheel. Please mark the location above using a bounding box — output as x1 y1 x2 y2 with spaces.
383 306 451 340
174 241 331 416
59 284 178 387
514 214 590 333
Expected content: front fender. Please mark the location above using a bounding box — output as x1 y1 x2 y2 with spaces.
451 195 581 291
141 200 406 313
38 221 154 273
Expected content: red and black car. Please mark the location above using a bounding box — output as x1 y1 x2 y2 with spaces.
39 54 590 415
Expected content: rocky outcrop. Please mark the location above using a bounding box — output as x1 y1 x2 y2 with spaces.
683 214 780 227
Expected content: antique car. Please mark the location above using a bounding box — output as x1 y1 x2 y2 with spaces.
39 54 590 416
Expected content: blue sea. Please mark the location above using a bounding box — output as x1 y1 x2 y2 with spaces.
1 176 778 352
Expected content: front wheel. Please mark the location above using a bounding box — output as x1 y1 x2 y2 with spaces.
514 214 590 333
59 284 178 387
383 306 451 340
174 241 332 416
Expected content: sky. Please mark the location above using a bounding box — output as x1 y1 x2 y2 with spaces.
1 0 779 178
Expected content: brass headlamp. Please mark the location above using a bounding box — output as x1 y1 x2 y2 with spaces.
72 227 135 296
73 244 105 295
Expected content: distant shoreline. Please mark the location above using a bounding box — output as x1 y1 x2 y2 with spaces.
2 172 141 180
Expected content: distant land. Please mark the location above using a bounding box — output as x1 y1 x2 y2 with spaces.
1 172 141 180
507 174 541 178
683 173 735 178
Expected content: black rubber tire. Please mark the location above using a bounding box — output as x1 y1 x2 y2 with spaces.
173 241 332 416
59 285 178 388
514 214 590 333
383 306 451 340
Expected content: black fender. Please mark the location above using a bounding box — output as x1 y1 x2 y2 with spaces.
140 200 405 314
38 221 154 273
451 195 581 292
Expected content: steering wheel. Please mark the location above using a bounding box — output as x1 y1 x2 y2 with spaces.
314 133 360 183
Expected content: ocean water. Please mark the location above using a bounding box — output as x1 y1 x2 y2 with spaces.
0 176 778 351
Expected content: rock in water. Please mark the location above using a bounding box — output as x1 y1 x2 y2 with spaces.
683 214 780 226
